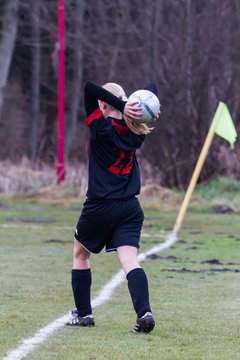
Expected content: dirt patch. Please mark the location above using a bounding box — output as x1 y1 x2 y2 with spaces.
213 205 235 214
148 256 240 267
201 259 240 266
44 239 66 244
226 261 240 265
5 217 56 224
185 246 203 250
201 259 223 265
162 267 240 273
144 224 155 228
227 234 240 241
147 254 178 261
213 233 240 241
178 240 188 244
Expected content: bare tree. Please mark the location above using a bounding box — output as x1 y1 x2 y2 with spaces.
0 0 19 118
30 0 41 160
66 0 85 155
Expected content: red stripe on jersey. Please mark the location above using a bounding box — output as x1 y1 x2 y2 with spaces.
111 119 129 137
85 108 103 126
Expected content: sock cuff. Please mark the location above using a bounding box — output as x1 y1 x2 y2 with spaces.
72 268 91 279
126 267 144 281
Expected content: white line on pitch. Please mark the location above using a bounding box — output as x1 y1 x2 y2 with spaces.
0 224 166 238
3 231 177 360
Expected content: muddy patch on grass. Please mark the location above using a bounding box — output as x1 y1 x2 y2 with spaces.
5 217 56 224
212 233 240 241
189 230 203 235
178 240 188 244
162 267 240 273
148 255 240 269
143 224 155 228
201 259 223 265
213 205 235 214
147 254 179 261
185 246 205 250
44 239 66 244
227 234 240 241
199 259 240 266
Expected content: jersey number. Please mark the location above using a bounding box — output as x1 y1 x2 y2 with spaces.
108 148 134 175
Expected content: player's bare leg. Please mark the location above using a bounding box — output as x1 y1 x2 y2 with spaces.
73 238 90 269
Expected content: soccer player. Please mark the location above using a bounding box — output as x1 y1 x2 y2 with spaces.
66 80 159 333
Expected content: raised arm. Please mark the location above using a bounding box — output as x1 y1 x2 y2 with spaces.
84 81 126 116
84 80 142 121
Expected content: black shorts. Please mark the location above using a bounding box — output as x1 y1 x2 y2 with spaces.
74 197 144 253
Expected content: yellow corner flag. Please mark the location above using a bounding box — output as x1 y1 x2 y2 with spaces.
173 101 237 235
210 102 237 148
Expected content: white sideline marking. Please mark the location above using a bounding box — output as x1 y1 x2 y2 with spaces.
3 231 177 360
0 223 166 238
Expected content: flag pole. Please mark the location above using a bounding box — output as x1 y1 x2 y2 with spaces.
173 129 215 234
173 101 237 235
56 0 65 184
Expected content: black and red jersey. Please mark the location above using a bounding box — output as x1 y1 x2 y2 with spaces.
84 81 156 200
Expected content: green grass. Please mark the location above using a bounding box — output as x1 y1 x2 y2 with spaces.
193 177 240 211
0 179 240 360
194 177 240 201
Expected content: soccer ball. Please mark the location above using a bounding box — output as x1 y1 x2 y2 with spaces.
127 89 160 123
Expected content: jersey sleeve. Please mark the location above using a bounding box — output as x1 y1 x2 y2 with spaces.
84 80 126 117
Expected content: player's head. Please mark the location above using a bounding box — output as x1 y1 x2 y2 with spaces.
101 82 152 135
102 82 127 101
99 83 126 119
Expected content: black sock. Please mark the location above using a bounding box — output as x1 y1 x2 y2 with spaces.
127 268 152 318
71 269 92 317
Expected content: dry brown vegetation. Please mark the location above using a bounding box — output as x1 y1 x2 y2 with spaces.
0 159 181 209
0 159 87 196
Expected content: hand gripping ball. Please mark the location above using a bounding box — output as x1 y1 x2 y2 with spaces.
127 89 160 123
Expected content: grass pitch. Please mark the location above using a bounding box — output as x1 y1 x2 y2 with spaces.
0 180 240 360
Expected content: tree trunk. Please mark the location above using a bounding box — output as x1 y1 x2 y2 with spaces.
30 0 41 160
0 0 19 119
66 0 85 155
